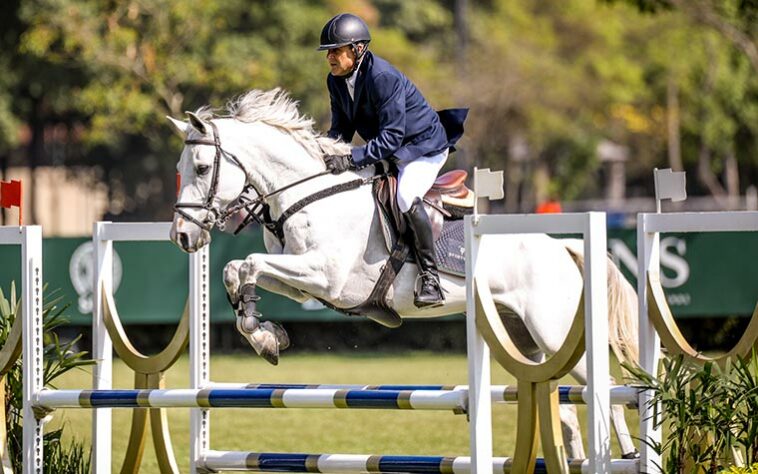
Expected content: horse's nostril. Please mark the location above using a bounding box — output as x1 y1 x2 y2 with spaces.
178 232 190 249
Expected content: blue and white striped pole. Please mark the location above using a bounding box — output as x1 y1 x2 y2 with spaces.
36 385 637 410
200 451 640 474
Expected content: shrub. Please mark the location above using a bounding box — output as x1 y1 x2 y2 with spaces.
625 353 758 473
720 464 758 474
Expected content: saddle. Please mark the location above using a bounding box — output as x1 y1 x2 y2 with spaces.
374 168 474 238
335 167 474 328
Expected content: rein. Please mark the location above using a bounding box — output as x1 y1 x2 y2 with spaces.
175 119 381 245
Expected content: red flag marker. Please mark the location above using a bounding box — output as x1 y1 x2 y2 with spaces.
176 173 181 198
0 179 23 225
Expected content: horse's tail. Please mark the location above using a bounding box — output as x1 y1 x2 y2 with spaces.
562 239 639 369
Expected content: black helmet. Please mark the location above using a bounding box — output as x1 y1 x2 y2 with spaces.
317 13 371 51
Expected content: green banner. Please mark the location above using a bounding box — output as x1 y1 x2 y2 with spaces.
0 226 756 324
607 231 758 317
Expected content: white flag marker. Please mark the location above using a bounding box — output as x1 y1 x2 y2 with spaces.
654 168 686 211
474 168 504 201
472 167 504 224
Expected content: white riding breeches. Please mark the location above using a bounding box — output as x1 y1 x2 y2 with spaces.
396 149 449 213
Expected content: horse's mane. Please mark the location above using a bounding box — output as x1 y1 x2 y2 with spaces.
195 89 350 160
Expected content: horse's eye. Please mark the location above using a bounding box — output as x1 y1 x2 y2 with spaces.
196 165 210 176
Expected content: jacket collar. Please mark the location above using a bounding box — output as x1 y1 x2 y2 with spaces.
351 51 372 117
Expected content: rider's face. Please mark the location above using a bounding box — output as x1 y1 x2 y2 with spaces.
326 45 356 77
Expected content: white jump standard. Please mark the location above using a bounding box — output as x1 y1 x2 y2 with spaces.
0 225 42 474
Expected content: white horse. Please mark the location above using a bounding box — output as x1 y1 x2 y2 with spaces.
168 88 640 459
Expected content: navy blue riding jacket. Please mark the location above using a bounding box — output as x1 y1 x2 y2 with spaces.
327 52 463 167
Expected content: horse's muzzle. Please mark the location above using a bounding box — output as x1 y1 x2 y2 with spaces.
170 223 211 253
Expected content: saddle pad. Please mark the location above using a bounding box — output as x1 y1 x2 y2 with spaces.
376 207 465 277
433 220 466 277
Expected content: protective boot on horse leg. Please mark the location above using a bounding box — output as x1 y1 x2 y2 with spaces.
404 197 444 308
223 259 290 365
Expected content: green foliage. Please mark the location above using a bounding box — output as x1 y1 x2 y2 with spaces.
625 352 758 473
0 283 94 473
0 0 755 218
721 464 758 474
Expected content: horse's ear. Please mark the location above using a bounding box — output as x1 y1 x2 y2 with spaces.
186 111 208 135
166 116 188 137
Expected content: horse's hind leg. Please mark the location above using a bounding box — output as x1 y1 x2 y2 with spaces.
570 362 638 458
491 304 587 460
560 405 585 459
611 377 639 459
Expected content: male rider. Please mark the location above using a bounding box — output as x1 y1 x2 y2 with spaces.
319 13 465 309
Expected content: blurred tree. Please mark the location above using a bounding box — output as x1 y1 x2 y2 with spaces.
2 0 755 220
13 0 452 220
606 0 758 201
460 0 651 210
611 0 758 73
459 0 756 209
0 0 89 224
17 0 336 220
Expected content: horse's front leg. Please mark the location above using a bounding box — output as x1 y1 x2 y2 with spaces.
224 260 309 307
227 252 331 364
224 259 309 364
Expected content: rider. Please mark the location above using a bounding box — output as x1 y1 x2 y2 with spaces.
318 13 462 309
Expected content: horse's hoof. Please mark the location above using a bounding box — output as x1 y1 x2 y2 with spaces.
261 321 290 351
226 291 238 308
621 450 640 460
239 326 280 365
255 328 280 365
260 344 280 366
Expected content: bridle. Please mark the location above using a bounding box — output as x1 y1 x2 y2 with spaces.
174 118 381 244
173 120 255 231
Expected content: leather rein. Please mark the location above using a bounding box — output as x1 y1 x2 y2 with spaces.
174 120 380 246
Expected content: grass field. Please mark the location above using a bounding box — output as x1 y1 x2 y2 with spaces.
48 351 639 472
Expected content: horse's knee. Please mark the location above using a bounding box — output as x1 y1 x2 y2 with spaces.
238 255 262 282
224 260 241 277
224 261 244 288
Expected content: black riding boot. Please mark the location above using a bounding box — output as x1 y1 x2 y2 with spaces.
404 197 444 308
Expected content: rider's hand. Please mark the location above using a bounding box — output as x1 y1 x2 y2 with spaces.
324 154 355 174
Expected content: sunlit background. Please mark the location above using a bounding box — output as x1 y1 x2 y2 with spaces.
0 0 755 233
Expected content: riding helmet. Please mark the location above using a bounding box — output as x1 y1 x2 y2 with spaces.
317 13 371 51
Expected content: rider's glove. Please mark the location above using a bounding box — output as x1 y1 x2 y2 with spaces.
324 154 355 174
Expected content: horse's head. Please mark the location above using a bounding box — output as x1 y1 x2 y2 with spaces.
168 89 354 252
168 113 249 252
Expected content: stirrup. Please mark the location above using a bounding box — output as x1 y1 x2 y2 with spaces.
413 272 445 308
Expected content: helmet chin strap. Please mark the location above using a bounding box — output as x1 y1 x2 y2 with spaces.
333 43 367 78
350 43 368 73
